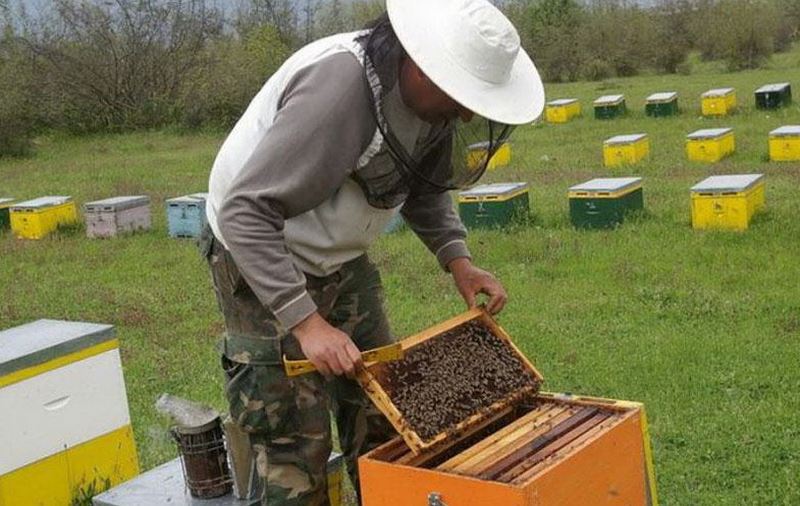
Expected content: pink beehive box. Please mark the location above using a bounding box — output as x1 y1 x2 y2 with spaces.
84 196 151 238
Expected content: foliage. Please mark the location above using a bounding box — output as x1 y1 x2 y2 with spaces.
0 17 34 157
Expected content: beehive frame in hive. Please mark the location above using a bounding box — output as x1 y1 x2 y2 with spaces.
356 308 543 454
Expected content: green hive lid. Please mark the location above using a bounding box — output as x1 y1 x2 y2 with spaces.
84 195 150 212
569 177 642 194
691 174 764 193
12 196 72 210
594 94 625 106
770 125 800 137
702 87 735 97
0 319 116 378
688 127 733 140
548 98 578 106
646 92 678 103
605 133 647 145
756 82 790 93
460 182 528 198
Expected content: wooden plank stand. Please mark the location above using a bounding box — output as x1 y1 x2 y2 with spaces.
357 308 659 506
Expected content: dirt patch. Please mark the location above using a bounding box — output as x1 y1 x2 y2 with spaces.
373 320 541 441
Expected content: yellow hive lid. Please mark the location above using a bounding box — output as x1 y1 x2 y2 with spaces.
357 308 543 454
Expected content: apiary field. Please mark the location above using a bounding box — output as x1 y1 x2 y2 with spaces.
2 48 800 504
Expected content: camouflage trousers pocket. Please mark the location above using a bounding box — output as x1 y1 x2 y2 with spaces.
224 358 294 435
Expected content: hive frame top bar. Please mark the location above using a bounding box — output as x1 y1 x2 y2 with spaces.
770 125 800 137
0 319 116 377
460 182 528 197
569 177 643 193
84 195 150 212
357 308 543 454
646 92 678 102
702 87 735 97
687 127 733 139
548 98 578 106
605 133 647 145
11 196 72 209
691 174 764 193
755 82 791 93
593 94 625 105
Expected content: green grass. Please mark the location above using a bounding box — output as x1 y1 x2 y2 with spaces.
2 47 800 504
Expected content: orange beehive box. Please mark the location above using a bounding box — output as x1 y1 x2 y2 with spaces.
357 309 658 506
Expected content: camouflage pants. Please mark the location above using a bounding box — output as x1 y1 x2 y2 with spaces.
201 228 396 505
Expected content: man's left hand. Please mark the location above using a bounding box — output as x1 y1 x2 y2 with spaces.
448 257 508 315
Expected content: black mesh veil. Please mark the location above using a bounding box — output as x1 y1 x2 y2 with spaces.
357 16 515 193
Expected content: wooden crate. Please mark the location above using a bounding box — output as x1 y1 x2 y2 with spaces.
166 193 208 239
769 125 800 162
686 127 735 163
357 309 658 506
701 88 736 116
690 174 765 231
84 195 151 239
603 133 650 167
545 99 581 123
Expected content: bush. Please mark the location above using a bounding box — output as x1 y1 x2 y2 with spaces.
0 34 34 157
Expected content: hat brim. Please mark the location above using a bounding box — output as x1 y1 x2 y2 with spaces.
387 0 545 125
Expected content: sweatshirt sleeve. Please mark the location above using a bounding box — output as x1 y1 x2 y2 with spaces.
218 52 376 330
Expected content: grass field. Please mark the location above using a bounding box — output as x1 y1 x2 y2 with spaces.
2 47 800 505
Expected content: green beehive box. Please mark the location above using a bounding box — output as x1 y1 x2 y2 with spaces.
755 83 791 109
569 177 643 230
593 94 627 120
0 198 14 230
645 92 679 117
458 182 529 229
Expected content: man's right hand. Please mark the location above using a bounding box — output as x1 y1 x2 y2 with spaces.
291 312 363 377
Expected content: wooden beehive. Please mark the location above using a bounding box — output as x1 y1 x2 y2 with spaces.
358 309 658 506
84 195 151 239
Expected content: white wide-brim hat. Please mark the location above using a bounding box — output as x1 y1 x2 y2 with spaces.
387 0 545 125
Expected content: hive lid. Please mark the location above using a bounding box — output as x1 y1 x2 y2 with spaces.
459 182 528 199
11 196 72 210
167 194 207 205
593 94 625 105
0 319 116 379
187 192 209 201
770 125 800 137
646 92 677 102
84 195 150 212
691 174 764 193
569 177 643 195
0 198 14 209
604 133 647 145
756 82 790 93
547 98 578 106
687 127 733 140
357 308 543 454
702 87 735 97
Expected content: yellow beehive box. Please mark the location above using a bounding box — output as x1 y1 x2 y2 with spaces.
769 125 800 161
690 174 765 231
0 320 140 506
466 141 511 171
10 196 79 239
686 128 735 163
545 98 581 123
603 133 650 167
701 88 737 116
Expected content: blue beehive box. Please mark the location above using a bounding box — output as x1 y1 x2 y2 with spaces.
166 193 207 239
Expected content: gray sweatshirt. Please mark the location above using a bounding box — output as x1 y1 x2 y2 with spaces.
207 32 471 331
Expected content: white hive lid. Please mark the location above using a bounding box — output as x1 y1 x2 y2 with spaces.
186 192 209 201
569 177 643 193
12 196 72 209
770 125 800 137
0 319 116 378
84 195 150 212
702 87 735 97
594 94 625 105
548 98 578 106
687 128 733 140
0 198 14 208
460 182 528 197
691 174 764 193
605 133 648 145
646 92 678 102
755 82 791 93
